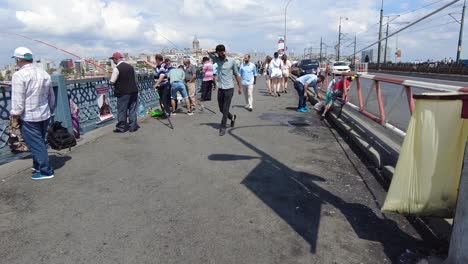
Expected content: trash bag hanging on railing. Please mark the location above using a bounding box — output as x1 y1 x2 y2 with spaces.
382 93 468 218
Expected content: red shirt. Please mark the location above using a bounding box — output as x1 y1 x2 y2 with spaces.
333 78 350 91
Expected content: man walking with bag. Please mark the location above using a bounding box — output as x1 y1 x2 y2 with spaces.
110 52 140 133
208 44 242 136
10 47 55 180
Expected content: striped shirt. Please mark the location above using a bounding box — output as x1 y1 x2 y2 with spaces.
11 63 55 122
154 63 169 86
202 62 214 81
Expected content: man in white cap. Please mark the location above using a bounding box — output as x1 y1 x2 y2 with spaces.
10 47 56 180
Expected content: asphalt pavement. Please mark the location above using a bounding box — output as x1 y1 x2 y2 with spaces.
0 79 445 264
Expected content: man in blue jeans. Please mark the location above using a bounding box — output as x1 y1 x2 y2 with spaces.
110 52 140 133
168 65 193 115
10 47 56 180
293 74 324 112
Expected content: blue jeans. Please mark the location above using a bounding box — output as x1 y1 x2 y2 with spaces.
116 93 138 131
171 82 188 99
20 119 54 175
294 81 307 109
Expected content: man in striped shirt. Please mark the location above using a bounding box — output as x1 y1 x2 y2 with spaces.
10 47 56 180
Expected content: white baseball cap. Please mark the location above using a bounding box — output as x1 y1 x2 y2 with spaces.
12 47 33 60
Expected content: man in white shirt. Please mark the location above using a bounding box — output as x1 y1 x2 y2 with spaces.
239 54 257 112
10 47 56 180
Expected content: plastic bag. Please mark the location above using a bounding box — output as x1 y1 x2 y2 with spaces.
382 98 468 217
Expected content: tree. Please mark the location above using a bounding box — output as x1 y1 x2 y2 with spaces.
0 72 4 81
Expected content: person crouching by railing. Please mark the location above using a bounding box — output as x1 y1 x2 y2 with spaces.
320 73 356 120
293 74 324 113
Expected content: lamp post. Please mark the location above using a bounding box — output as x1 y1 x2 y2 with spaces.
337 16 349 61
284 0 293 55
377 0 384 70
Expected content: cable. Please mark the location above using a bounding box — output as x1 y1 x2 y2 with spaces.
400 20 458 34
392 0 448 17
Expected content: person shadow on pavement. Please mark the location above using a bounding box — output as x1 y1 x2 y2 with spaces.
209 125 431 263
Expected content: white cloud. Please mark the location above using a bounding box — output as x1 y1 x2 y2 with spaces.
0 0 467 67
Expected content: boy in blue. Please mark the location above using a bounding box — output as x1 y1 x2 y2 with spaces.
293 74 324 112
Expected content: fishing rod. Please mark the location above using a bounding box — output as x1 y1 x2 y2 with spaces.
2 32 110 73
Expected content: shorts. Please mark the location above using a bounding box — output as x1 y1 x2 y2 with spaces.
171 82 188 99
282 70 290 78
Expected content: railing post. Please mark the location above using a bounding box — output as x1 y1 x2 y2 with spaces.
404 85 415 115
375 80 386 123
444 145 468 264
51 74 74 135
356 77 364 111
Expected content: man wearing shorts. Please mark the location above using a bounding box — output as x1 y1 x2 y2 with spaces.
168 66 193 115
184 58 198 109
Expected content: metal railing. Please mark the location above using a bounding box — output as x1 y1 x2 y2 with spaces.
0 74 158 156
339 73 466 137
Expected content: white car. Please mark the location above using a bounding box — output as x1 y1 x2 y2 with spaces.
331 61 351 74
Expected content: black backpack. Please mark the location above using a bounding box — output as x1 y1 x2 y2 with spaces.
47 121 77 151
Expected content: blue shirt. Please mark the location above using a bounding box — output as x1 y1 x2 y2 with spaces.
239 62 257 86
208 54 240 89
213 63 218 75
297 74 319 92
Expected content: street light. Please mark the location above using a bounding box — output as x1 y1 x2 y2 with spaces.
284 0 293 55
337 16 349 61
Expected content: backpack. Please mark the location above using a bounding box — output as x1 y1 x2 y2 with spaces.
47 121 77 151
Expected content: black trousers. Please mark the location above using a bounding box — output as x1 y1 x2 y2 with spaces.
217 88 234 128
201 80 213 101
157 83 171 115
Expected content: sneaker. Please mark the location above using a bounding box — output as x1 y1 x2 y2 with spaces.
171 112 177 116
187 111 194 116
219 128 226 136
231 114 237 128
31 173 54 180
303 106 310 111
320 114 326 120
298 108 309 113
199 105 205 112
296 108 302 112
31 168 39 173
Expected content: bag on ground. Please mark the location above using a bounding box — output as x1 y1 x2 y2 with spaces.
47 121 77 151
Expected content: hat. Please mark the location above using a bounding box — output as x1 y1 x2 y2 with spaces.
12 47 33 60
109 52 123 59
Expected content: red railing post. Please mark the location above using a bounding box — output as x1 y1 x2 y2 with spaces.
356 77 364 111
375 80 386 124
404 85 415 115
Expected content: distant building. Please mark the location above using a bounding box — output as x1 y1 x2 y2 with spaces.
193 35 200 52
60 59 74 69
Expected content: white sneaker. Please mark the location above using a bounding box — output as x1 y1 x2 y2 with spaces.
187 111 194 116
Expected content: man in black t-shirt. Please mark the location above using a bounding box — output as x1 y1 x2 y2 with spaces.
109 52 140 133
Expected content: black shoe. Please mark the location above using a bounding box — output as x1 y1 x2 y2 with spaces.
129 127 139 132
277 92 281 97
219 128 226 136
113 129 126 133
320 115 325 121
248 108 253 112
231 114 237 127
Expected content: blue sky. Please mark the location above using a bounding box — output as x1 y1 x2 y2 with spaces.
0 0 466 67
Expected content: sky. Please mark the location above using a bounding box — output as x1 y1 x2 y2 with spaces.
0 0 466 67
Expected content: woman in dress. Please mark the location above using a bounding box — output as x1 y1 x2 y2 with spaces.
281 54 292 93
264 56 272 95
269 52 283 97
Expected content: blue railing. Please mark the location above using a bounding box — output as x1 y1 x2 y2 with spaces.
0 73 158 164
